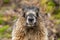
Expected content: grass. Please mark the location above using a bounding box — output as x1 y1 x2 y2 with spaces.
0 25 11 39
0 25 9 32
3 0 10 3
0 14 4 24
58 38 60 40
46 0 55 13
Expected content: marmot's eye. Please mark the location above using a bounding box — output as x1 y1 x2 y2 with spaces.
22 13 25 17
36 8 39 17
36 12 39 17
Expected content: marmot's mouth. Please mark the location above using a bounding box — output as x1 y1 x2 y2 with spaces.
26 23 36 27
27 24 34 27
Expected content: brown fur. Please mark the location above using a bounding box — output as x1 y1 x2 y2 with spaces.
12 0 50 40
12 13 48 40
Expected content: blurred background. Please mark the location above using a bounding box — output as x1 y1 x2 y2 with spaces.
0 0 60 40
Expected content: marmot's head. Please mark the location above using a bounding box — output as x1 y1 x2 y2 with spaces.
21 6 39 28
14 5 40 28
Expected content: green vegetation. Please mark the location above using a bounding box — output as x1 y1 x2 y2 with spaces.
0 20 4 24
0 14 12 39
0 14 4 24
0 25 11 38
46 0 60 24
54 8 60 19
46 0 55 13
58 38 60 40
0 25 9 33
3 0 10 3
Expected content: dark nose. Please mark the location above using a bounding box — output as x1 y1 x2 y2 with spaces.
28 18 34 22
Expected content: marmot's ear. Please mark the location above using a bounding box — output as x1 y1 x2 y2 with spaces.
37 8 39 12
21 7 27 17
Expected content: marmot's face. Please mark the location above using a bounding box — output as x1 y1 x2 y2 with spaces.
22 6 39 27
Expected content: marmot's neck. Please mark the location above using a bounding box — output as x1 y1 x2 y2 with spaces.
25 26 39 33
23 26 48 40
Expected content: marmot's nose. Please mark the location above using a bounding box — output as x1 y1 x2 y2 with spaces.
28 18 34 22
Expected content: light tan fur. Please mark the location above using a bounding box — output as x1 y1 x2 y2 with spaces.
12 14 48 40
12 0 49 40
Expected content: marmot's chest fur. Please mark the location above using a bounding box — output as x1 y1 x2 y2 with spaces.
20 27 48 40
